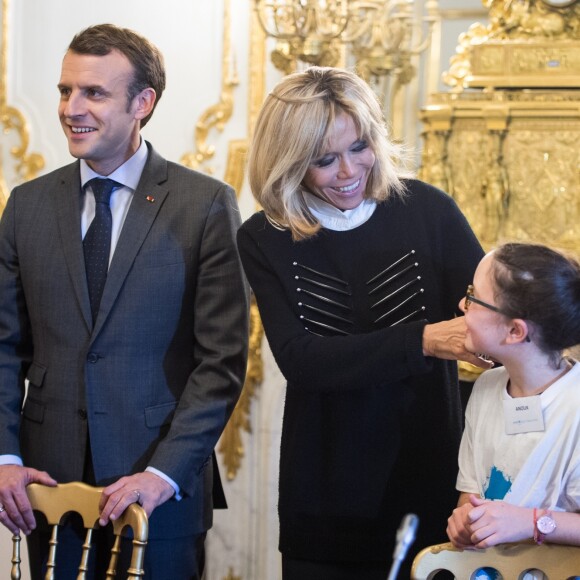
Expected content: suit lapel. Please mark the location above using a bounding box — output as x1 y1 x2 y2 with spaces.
92 145 169 337
55 162 93 332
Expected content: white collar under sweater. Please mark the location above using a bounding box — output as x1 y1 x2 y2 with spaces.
303 190 377 232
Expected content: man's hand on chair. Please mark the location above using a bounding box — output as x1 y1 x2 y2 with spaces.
0 465 57 535
99 471 174 526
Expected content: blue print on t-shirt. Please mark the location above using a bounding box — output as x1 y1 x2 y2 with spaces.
484 466 512 500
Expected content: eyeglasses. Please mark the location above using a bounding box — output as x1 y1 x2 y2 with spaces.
465 285 531 342
465 285 506 315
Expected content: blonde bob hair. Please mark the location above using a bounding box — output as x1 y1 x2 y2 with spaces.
248 66 408 241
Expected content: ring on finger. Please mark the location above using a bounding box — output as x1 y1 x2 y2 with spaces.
131 489 141 504
0 505 4 513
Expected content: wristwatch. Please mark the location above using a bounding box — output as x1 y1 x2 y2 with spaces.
534 509 557 544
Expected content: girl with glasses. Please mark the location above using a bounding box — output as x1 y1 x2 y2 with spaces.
447 242 580 577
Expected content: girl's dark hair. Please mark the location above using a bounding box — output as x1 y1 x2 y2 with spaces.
491 242 580 356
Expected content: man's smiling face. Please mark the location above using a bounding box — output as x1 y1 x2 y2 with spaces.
58 49 142 176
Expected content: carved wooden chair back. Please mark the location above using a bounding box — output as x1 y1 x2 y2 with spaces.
10 482 148 579
411 541 580 579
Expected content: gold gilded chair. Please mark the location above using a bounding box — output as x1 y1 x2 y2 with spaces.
11 482 148 579
411 541 580 579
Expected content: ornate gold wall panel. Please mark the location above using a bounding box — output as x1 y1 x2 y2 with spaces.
444 0 580 89
223 569 241 580
468 40 580 87
180 0 239 175
215 7 267 487
224 139 248 194
421 91 580 253
503 119 580 247
0 0 44 211
248 8 267 136
218 298 264 480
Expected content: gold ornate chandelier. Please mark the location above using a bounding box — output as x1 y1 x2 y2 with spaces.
254 0 439 83
255 0 349 70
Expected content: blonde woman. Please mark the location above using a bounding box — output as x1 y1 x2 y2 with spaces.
237 67 489 579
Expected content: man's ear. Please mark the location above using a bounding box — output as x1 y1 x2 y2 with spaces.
133 88 156 121
507 318 530 344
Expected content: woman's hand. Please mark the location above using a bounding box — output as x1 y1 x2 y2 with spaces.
423 317 493 369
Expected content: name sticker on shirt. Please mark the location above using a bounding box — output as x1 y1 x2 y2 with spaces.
503 395 545 435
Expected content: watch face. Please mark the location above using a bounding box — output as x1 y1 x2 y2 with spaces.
537 515 557 534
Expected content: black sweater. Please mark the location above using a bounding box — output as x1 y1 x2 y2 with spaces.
237 180 484 563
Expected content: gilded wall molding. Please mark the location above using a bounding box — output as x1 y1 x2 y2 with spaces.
422 90 580 253
218 298 264 480
439 9 488 19
211 3 267 490
248 8 267 136
444 0 580 89
502 120 580 249
180 0 239 174
223 139 248 194
178 0 262 493
418 129 451 193
0 0 45 212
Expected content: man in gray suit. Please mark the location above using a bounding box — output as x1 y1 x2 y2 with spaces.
0 24 249 578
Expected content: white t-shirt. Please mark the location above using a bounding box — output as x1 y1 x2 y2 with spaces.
457 361 580 580
457 360 580 511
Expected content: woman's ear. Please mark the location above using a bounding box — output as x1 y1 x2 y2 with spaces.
507 318 530 344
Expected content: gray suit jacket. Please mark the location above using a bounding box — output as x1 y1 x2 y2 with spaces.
0 143 249 538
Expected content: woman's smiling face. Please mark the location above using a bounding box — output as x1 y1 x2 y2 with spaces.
302 112 376 211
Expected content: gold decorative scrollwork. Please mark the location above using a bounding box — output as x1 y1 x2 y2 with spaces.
224 140 248 194
269 37 342 73
180 0 239 174
0 0 45 211
418 130 451 194
422 90 580 254
485 0 580 40
481 129 508 244
222 568 241 580
208 4 268 485
270 39 297 74
214 3 268 484
219 298 264 480
248 9 267 133
444 0 580 89
502 123 580 248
